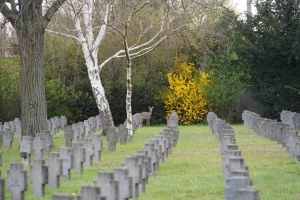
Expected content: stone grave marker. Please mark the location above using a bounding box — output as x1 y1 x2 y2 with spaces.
48 152 62 188
71 124 79 143
78 122 85 140
95 115 102 131
91 134 102 162
154 135 166 164
52 193 76 200
20 136 33 166
167 112 178 127
73 142 86 173
33 133 44 159
0 152 2 166
0 176 4 200
236 186 259 200
64 127 74 147
42 130 53 155
123 156 142 199
114 167 132 200
14 118 22 140
59 147 73 179
7 163 28 200
60 116 67 130
0 122 2 134
78 186 101 200
107 126 118 152
84 120 91 136
225 176 250 200
3 128 13 149
94 172 115 200
144 142 158 176
83 138 94 168
118 124 128 145
50 118 57 135
30 159 48 197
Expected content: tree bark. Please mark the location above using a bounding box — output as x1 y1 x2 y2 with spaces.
0 0 66 137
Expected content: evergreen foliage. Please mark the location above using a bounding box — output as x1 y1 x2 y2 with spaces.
234 0 300 118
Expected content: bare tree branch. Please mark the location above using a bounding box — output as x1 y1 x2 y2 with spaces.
43 0 67 27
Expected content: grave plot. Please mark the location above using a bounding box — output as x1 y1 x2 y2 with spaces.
207 112 259 200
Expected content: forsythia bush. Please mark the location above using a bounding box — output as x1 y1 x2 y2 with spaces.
164 57 210 125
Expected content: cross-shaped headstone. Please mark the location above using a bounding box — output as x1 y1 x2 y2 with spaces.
20 136 33 166
3 128 13 149
93 172 115 200
42 130 53 155
7 163 28 200
91 134 102 162
72 142 86 174
48 152 62 188
33 133 44 159
78 186 101 200
30 159 48 197
60 147 73 179
118 124 128 145
64 127 74 147
114 167 132 199
83 138 94 168
107 127 117 152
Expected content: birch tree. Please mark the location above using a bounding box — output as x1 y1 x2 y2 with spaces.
0 0 66 137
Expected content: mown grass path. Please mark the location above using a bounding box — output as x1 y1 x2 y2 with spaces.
1 124 300 199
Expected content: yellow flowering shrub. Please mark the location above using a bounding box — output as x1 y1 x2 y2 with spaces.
164 57 210 125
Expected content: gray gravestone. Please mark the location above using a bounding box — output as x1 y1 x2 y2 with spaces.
91 134 102 162
59 147 73 179
0 152 2 166
225 176 249 200
83 138 94 168
60 116 67 130
48 152 62 188
73 142 86 173
93 172 115 200
84 120 91 136
64 127 74 147
154 135 166 163
167 112 178 127
123 156 142 199
42 130 53 155
0 177 4 200
33 133 44 159
236 186 259 200
114 167 132 199
0 134 2 147
52 193 76 200
7 163 28 200
144 142 158 176
3 128 13 149
108 127 118 152
78 122 85 140
30 159 48 197
78 186 101 200
20 136 33 166
118 124 128 145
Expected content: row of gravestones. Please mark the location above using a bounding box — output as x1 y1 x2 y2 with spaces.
242 110 300 159
0 113 179 200
0 114 103 199
51 112 179 200
280 110 300 131
207 112 259 200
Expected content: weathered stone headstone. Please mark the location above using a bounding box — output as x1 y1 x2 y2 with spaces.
84 120 91 136
30 159 48 197
95 115 102 131
91 134 102 162
78 186 101 200
48 152 62 188
118 124 128 145
144 142 158 176
93 172 115 200
33 133 44 159
7 163 28 200
0 152 2 166
41 130 53 155
0 176 4 200
123 156 142 199
59 147 73 179
225 176 250 200
107 127 118 152
73 142 86 173
64 126 74 147
60 116 68 130
236 186 259 200
20 136 33 166
167 112 178 127
52 193 76 200
83 138 94 168
114 167 132 200
14 118 22 140
71 124 79 143
154 135 166 164
3 128 13 149
50 118 57 135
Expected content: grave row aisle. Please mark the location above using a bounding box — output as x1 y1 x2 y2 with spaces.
207 112 259 200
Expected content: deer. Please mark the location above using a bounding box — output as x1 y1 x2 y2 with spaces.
140 106 154 126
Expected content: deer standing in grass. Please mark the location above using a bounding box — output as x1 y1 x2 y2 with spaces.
140 106 154 126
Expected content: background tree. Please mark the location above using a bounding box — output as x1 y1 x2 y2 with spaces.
234 0 300 119
0 0 66 137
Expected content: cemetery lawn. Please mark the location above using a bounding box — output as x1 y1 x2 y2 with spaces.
1 124 300 199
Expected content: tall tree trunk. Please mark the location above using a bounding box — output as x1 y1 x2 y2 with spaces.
15 5 48 137
86 61 114 135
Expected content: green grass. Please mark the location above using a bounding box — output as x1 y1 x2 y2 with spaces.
1 125 300 199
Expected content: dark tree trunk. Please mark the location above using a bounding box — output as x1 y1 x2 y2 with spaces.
15 3 48 137
0 0 66 137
